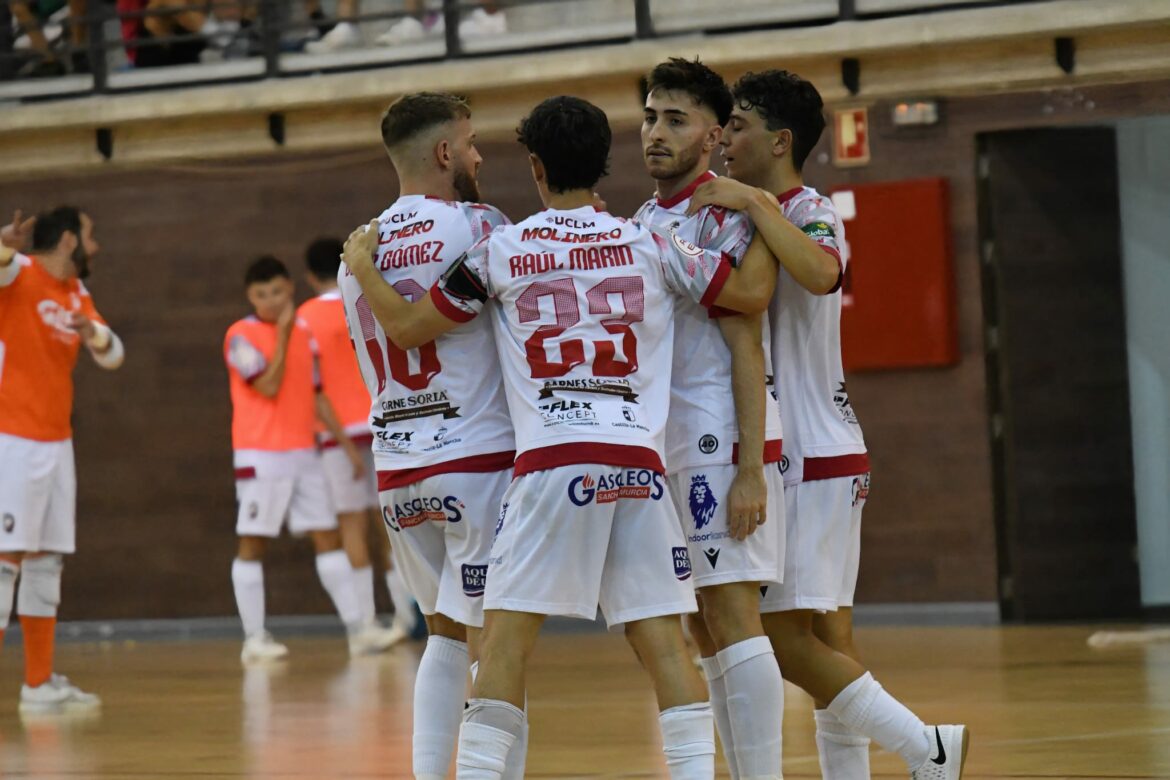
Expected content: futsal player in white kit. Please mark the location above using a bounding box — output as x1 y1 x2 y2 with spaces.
688 69 969 780
342 96 777 779
337 92 522 779
635 58 786 779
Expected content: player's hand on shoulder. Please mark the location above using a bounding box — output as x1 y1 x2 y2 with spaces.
591 191 607 212
726 466 767 541
342 219 380 271
686 178 759 216
0 209 36 251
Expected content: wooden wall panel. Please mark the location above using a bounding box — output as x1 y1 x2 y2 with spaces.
4 77 1168 619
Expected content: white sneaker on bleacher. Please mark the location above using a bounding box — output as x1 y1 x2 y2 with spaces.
460 8 506 37
241 631 289 664
376 15 444 46
305 21 361 54
911 725 969 780
20 674 101 714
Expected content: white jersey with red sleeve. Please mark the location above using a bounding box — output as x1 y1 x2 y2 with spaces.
771 186 867 485
337 196 516 485
634 171 784 473
432 206 732 477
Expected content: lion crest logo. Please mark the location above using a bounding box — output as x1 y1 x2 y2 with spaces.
688 475 718 530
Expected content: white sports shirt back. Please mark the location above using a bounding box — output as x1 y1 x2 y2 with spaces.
771 186 867 485
634 171 784 472
338 195 516 478
433 206 733 477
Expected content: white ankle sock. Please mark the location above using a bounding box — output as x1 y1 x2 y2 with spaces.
231 558 265 637
717 637 783 779
353 565 376 624
457 698 524 779
815 708 870 780
315 550 362 626
386 566 415 627
827 672 930 770
470 660 529 780
700 656 740 780
414 636 469 777
659 702 716 779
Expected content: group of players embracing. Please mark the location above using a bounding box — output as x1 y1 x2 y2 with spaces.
339 58 969 780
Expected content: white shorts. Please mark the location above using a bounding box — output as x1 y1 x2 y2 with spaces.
486 465 698 628
0 433 75 554
235 471 338 538
379 469 510 629
668 464 785 588
761 472 868 613
322 446 378 514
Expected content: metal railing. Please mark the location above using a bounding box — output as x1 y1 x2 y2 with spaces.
0 0 1052 101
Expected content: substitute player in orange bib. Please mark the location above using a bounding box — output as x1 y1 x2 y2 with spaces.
225 256 384 663
688 69 969 780
0 207 122 714
300 238 415 649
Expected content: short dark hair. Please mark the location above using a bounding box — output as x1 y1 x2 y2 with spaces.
644 57 733 126
517 96 611 193
305 237 343 280
245 255 290 287
731 70 826 171
381 92 471 151
31 206 83 253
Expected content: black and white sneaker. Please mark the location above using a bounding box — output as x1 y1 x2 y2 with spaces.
910 725 969 780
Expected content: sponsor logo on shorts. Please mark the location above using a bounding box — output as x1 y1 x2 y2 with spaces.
704 547 721 569
673 546 692 580
779 455 790 475
495 502 508 537
567 470 665 507
462 564 487 597
698 434 719 455
852 473 871 507
247 502 259 521
688 475 718 530
382 496 465 532
2 513 13 533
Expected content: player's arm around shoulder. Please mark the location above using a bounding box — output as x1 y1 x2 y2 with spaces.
691 180 838 295
705 207 777 314
341 219 465 352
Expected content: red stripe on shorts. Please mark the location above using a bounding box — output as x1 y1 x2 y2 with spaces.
802 453 870 482
377 450 516 491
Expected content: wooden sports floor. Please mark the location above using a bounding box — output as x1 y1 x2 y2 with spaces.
0 625 1166 778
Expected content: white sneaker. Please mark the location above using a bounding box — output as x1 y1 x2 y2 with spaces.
911 725 969 780
305 21 361 54
348 621 409 656
460 8 506 38
20 674 101 714
376 15 445 46
241 632 289 664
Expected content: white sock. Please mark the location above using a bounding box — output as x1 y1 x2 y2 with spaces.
815 708 870 780
386 566 416 628
231 558 265 638
827 672 930 770
353 565 376 624
414 636 469 777
700 656 740 780
717 637 783 779
315 550 363 627
471 661 529 780
659 702 716 779
0 560 18 631
457 698 524 779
